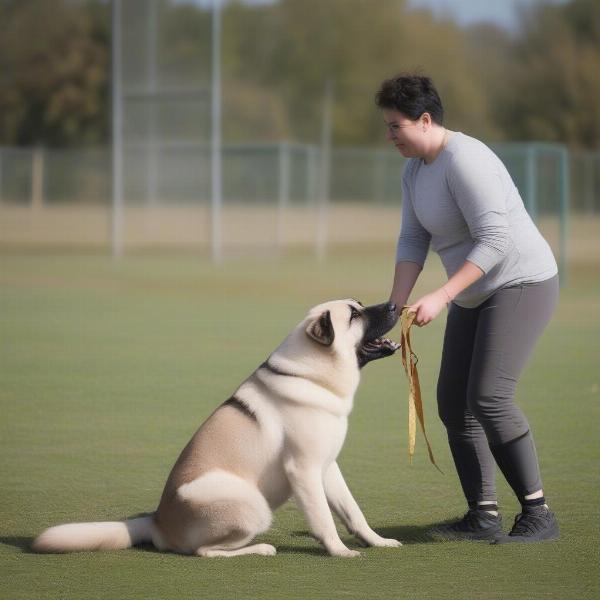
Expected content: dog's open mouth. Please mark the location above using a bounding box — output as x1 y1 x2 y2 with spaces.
355 301 400 369
362 337 400 353
357 337 401 367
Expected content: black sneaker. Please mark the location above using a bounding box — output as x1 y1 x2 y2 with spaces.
492 505 559 544
429 509 503 541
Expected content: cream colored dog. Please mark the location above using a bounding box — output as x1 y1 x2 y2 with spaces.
33 299 401 558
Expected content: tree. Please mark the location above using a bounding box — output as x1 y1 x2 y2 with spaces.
0 0 109 146
496 0 600 149
2 0 596 149
223 0 494 145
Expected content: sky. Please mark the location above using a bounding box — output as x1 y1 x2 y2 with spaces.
406 0 568 31
190 0 569 33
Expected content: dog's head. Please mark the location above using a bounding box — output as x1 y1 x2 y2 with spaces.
305 299 400 368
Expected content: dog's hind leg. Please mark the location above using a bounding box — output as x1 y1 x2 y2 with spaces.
193 523 276 557
175 470 274 557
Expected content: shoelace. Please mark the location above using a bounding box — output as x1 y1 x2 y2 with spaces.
510 511 549 535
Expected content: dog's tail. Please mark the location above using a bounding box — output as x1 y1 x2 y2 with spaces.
31 515 155 553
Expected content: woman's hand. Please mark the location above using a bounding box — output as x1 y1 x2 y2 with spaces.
409 288 450 326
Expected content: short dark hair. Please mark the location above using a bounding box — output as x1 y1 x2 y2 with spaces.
375 75 444 125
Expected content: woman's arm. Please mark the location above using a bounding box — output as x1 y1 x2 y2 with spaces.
392 169 431 310
410 260 484 326
389 260 423 308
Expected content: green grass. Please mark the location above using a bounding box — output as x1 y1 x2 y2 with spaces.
1 249 598 599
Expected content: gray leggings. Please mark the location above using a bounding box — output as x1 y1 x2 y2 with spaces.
437 275 559 504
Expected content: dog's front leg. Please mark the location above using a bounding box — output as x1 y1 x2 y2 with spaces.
285 460 360 557
323 462 402 548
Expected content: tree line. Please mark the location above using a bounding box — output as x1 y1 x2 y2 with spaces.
0 0 598 149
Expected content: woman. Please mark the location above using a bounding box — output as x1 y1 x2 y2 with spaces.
377 74 559 543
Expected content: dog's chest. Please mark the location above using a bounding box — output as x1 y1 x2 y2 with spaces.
281 404 348 464
328 418 349 461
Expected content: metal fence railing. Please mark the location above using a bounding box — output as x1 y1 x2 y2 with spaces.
1 142 597 212
0 141 597 279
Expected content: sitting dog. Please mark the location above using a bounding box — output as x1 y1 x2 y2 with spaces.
33 299 401 557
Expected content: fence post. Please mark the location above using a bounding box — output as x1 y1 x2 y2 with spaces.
111 0 124 258
306 144 317 205
374 149 385 203
525 144 538 221
146 0 159 206
558 146 570 286
316 79 333 260
32 146 45 210
585 153 595 215
210 0 223 262
277 141 291 249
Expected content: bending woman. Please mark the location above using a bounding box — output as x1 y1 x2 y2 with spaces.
378 74 559 543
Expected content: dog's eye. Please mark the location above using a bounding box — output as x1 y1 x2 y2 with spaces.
349 307 361 322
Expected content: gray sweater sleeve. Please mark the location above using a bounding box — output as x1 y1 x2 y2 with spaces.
447 153 511 274
396 167 431 266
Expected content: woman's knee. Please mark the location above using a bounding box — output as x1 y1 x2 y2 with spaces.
466 391 529 444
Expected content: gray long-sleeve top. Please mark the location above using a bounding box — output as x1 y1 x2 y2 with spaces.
396 132 558 308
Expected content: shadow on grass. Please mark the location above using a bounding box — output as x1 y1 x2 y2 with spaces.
0 512 159 555
0 536 164 556
375 525 440 544
0 519 449 557
0 536 34 553
291 524 442 546
276 544 330 556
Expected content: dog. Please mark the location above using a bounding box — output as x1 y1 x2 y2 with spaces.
33 299 402 557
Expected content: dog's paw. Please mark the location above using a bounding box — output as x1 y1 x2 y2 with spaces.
368 536 403 548
254 544 277 556
329 547 362 558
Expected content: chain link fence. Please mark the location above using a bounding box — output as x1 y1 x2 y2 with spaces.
3 142 597 208
0 141 598 268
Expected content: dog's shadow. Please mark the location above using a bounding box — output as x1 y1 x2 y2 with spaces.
1 512 161 555
290 523 441 548
0 516 445 556
373 525 439 545
0 536 34 553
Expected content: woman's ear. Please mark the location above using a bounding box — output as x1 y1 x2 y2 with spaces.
421 111 432 130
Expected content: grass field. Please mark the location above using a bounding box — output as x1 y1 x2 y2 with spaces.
1 248 598 599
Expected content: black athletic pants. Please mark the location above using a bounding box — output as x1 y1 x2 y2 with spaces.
437 275 559 504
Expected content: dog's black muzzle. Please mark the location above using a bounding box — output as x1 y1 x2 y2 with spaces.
356 301 400 368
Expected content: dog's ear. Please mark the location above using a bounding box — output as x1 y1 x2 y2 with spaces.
306 310 335 346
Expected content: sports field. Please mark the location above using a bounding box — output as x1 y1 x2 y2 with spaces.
1 246 598 599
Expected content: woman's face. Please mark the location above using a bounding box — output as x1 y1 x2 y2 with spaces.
382 109 427 158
